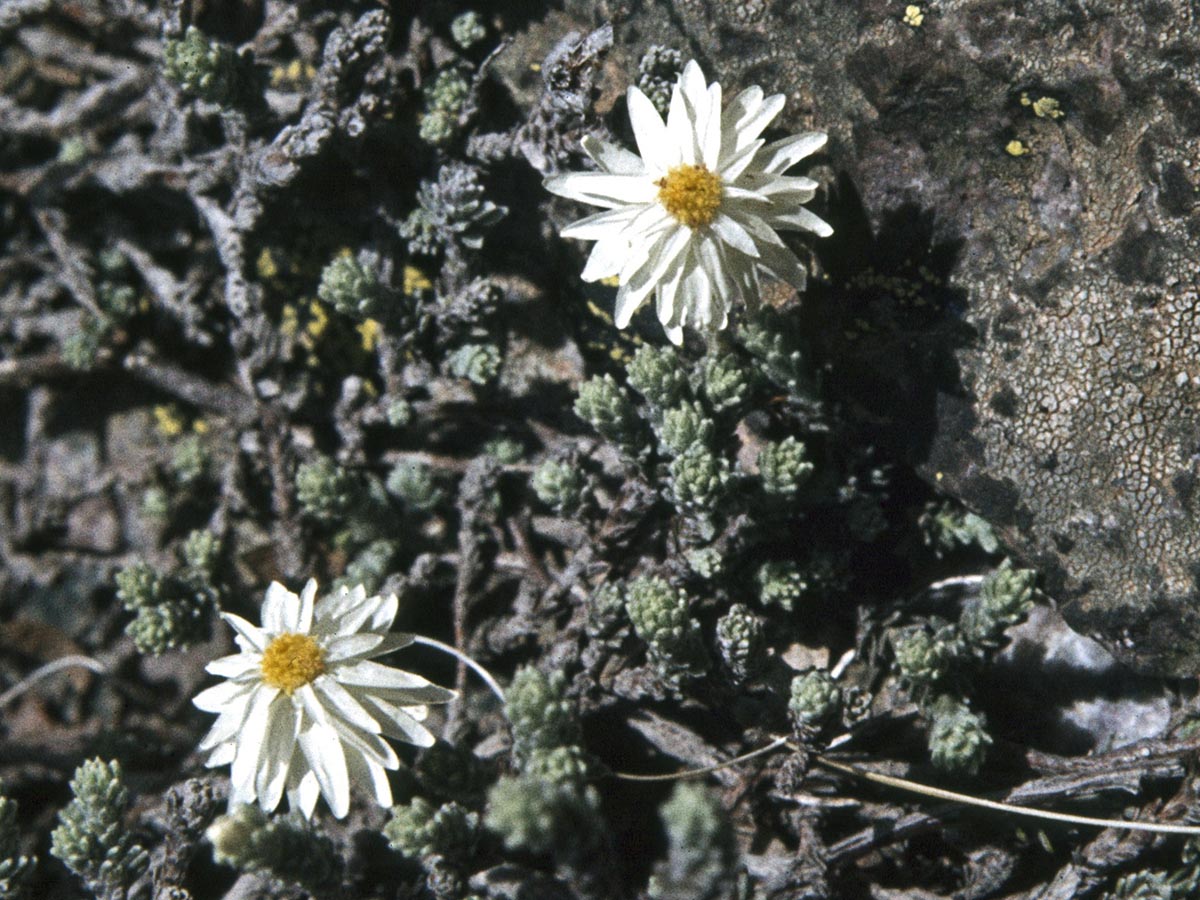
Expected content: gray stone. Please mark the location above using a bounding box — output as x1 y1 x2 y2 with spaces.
587 1 1200 673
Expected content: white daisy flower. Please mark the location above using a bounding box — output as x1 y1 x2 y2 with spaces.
545 60 833 345
193 580 455 820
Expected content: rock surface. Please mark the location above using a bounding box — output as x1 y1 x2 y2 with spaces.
580 0 1200 674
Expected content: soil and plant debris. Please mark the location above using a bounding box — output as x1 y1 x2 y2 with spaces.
2 2 1199 900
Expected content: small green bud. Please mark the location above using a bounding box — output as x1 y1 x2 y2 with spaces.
684 546 724 580
419 68 471 146
505 668 580 764
648 782 736 900
116 561 160 610
207 804 342 892
483 436 524 464
171 434 210 485
317 254 381 320
384 798 479 863
716 604 764 682
141 485 171 520
586 582 626 639
126 597 206 656
574 374 639 447
163 27 237 104
62 316 108 369
625 576 707 676
658 402 714 456
97 282 137 321
484 775 600 858
295 456 360 520
532 460 584 514
334 539 396 595
181 529 221 576
668 444 728 512
960 560 1036 651
386 398 413 427
700 353 750 412
740 310 807 392
756 561 807 612
788 669 840 727
57 136 88 164
447 343 501 385
919 501 999 557
525 745 593 792
927 696 991 775
891 626 954 687
386 461 442 511
450 11 487 49
758 437 813 496
626 345 688 408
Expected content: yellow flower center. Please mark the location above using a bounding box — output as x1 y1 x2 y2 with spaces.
260 633 326 694
656 164 723 228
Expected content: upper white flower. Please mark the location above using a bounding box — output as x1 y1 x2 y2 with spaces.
194 580 455 819
545 60 832 345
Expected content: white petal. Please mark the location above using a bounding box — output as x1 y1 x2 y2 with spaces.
767 206 834 237
194 678 255 712
295 682 331 727
347 751 393 808
653 249 689 333
287 757 321 820
545 172 655 208
678 60 710 122
360 695 437 747
755 131 827 174
626 87 672 173
614 226 691 327
711 213 760 258
206 742 236 767
297 579 317 631
718 138 765 183
298 722 350 819
332 593 389 637
261 582 294 633
666 76 697 166
581 135 645 176
755 240 809 290
664 323 685 345
230 686 279 806
314 675 383 733
581 235 633 282
719 85 764 162
334 660 457 701
256 700 300 813
366 593 398 631
561 204 643 241
222 613 268 651
325 633 384 662
730 91 785 154
363 633 417 658
328 715 399 768
699 81 723 168
204 652 261 680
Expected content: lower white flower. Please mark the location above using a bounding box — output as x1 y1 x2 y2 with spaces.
545 60 833 345
194 580 455 819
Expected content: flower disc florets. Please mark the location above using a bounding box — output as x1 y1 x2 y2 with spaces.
545 60 832 344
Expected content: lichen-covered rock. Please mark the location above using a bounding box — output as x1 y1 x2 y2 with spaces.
595 0 1200 675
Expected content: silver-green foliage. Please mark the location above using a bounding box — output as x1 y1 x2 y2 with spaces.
626 345 688 409
668 444 728 512
757 437 813 496
715 603 764 682
756 560 808 612
384 798 479 863
658 402 714 456
960 560 1036 652
532 460 584 513
447 343 501 385
504 667 581 764
574 374 639 448
317 254 381 319
162 27 237 104
647 783 737 900
788 670 840 727
927 696 991 775
420 68 471 146
0 794 34 900
49 759 148 900
206 804 342 892
625 576 708 677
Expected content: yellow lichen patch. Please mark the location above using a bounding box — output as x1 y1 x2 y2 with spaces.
256 248 280 281
599 275 621 288
1005 139 1031 156
260 633 326 694
270 58 317 91
358 318 381 353
280 303 300 337
656 164 723 228
305 300 330 341
903 5 924 26
403 265 433 295
1021 93 1064 119
192 419 209 435
154 404 185 438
